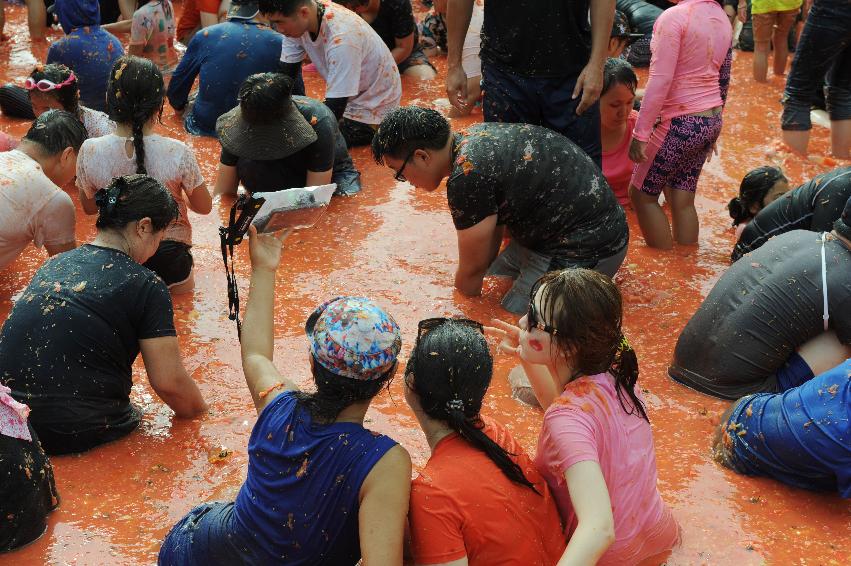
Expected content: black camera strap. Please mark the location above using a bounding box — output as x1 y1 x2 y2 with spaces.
219 195 265 338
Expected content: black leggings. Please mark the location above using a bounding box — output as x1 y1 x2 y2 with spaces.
0 85 35 119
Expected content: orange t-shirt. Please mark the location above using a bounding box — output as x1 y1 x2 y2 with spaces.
409 417 566 565
176 0 221 39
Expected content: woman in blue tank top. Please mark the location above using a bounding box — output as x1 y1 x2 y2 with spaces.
158 226 412 565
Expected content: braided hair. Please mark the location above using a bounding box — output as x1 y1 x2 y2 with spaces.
105 56 164 175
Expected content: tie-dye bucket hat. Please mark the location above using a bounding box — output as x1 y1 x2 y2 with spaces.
305 297 402 381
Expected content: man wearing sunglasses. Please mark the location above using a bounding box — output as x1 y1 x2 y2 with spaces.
372 106 629 314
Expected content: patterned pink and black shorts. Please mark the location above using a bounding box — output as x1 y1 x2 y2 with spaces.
631 112 723 196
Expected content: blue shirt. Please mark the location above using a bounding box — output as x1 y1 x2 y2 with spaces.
231 391 397 564
166 19 283 137
46 28 123 112
728 359 851 497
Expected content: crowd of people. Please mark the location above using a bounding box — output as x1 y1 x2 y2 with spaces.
1 0 849 563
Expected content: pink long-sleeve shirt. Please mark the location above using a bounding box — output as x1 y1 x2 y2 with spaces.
633 0 733 142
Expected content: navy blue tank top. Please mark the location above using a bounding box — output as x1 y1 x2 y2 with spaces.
232 392 397 564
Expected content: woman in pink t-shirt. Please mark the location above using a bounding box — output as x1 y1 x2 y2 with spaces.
628 0 733 249
488 269 679 565
601 58 639 207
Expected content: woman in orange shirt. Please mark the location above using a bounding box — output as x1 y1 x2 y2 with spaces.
405 318 565 566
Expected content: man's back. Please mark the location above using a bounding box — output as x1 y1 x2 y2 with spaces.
168 20 283 135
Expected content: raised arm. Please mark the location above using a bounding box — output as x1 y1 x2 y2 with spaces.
241 226 299 413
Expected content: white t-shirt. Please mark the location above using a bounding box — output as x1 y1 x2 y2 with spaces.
0 150 76 270
76 133 204 245
280 3 402 125
80 106 116 138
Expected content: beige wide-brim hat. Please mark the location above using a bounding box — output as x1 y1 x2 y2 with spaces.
215 100 318 161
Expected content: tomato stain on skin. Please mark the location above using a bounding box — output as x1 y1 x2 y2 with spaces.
528 339 543 352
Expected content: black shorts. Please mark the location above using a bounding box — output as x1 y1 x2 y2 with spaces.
143 240 194 287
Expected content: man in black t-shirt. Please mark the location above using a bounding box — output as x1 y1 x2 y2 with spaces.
445 0 615 168
372 106 629 313
337 0 437 80
670 213 851 400
215 73 362 196
733 167 851 261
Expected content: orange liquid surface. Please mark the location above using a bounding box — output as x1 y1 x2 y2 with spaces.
1 3 850 564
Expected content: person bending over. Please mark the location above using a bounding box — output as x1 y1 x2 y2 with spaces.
712 358 851 498
167 0 284 137
445 0 614 167
0 110 85 271
731 166 851 261
670 198 851 399
0 384 59 552
336 0 437 80
78 57 212 293
0 64 114 138
159 230 410 565
487 269 680 565
46 0 124 112
3 175 208 455
405 318 566 565
372 106 628 314
601 58 639 207
263 0 402 147
629 0 732 249
215 73 361 197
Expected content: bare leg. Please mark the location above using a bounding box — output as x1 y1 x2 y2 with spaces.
753 40 770 82
796 330 851 377
782 129 810 154
630 185 673 249
402 63 437 81
667 188 699 245
25 0 46 40
830 118 851 158
772 22 794 76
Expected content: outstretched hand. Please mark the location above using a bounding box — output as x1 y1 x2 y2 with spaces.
247 225 292 273
484 318 522 357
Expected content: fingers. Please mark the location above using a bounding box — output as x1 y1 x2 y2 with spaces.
274 227 294 243
483 325 506 339
489 318 520 333
572 72 584 100
247 224 258 238
576 93 592 116
498 343 521 356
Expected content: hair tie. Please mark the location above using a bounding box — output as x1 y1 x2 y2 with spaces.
95 182 123 216
446 398 464 412
618 334 631 352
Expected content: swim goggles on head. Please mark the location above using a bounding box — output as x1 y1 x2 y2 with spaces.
24 73 76 92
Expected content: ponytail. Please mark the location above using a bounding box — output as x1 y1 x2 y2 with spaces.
406 320 540 493
609 335 647 422
106 56 164 175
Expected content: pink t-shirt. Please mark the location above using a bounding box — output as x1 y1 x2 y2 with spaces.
602 110 638 206
0 131 18 152
535 373 679 566
633 0 732 141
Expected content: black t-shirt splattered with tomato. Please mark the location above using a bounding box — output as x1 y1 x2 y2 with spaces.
447 123 628 263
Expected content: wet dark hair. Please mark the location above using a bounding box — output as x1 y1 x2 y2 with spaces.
95 174 178 232
294 356 397 423
106 56 164 175
728 166 786 225
28 64 80 114
23 109 88 154
405 321 539 492
372 106 451 164
535 269 647 421
259 0 310 15
238 72 293 123
602 57 638 97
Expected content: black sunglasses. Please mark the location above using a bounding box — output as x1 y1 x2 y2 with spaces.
394 148 417 182
527 286 558 335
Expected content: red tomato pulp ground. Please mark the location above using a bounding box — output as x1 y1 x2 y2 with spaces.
0 2 849 564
